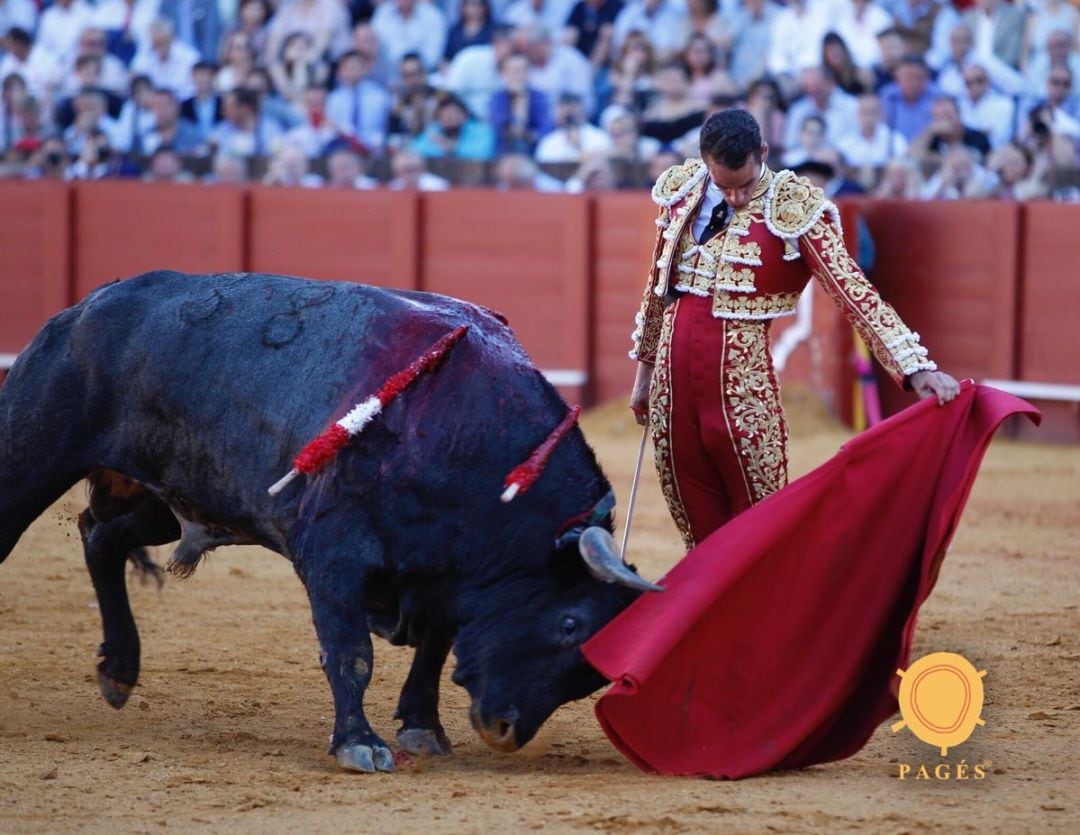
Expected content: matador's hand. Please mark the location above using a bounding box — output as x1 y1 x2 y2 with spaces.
630 362 654 426
909 370 961 405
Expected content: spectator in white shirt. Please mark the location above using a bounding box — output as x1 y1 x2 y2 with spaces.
0 0 37 39
93 0 160 57
262 141 324 186
766 0 834 96
514 23 595 116
503 0 577 36
265 0 351 64
36 0 94 65
836 91 907 167
63 89 123 155
0 27 65 98
958 61 1015 148
783 64 859 150
388 146 450 189
834 0 894 69
935 20 1026 99
371 0 448 71
325 146 379 188
325 49 392 154
611 0 689 59
63 27 130 97
131 18 200 99
534 91 613 162
284 84 338 157
444 24 514 119
1024 28 1080 99
209 85 284 157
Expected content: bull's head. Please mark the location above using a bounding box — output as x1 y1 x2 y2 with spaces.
452 489 662 752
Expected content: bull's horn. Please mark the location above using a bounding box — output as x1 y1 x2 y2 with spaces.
578 527 663 593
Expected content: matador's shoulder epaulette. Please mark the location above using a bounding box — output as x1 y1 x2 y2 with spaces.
763 169 842 241
651 158 708 207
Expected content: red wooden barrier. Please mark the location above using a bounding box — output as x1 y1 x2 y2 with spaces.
0 181 70 355
248 187 419 288
419 190 591 403
859 199 1020 416
590 193 656 406
1016 203 1080 441
72 181 246 300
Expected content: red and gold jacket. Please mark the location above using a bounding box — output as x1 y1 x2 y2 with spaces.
629 158 937 384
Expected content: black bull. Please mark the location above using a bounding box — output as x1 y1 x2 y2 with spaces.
0 271 658 773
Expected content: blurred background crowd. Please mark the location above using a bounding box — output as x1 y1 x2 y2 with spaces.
1 0 1078 199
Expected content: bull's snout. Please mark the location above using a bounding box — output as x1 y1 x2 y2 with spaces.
469 702 520 752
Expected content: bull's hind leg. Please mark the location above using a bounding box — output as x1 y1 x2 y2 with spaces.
395 630 454 756
80 484 180 708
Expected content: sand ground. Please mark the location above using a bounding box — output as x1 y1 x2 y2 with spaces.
2 391 1078 834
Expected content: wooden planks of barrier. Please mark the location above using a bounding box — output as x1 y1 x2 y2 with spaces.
0 181 71 358
419 190 591 404
72 181 246 301
248 187 419 288
859 199 1021 418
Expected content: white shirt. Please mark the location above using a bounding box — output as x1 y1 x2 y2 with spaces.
784 88 859 150
0 48 65 97
93 0 161 54
836 122 908 166
131 39 200 98
529 45 595 117
959 91 1016 149
36 1 95 62
502 0 578 33
833 0 894 68
611 0 690 55
690 180 733 242
534 123 613 163
370 1 447 70
443 44 500 120
0 0 38 36
390 171 450 191
766 0 836 78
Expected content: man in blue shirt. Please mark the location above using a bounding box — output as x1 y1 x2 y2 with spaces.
879 55 941 141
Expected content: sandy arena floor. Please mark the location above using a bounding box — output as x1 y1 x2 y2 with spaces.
1 390 1077 834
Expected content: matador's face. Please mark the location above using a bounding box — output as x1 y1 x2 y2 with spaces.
703 143 769 210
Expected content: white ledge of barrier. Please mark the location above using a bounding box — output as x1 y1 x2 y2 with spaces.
542 369 588 387
1 353 19 370
983 378 1080 402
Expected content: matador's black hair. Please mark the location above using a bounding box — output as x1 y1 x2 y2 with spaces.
699 108 763 169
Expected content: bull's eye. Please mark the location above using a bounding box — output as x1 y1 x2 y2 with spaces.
559 615 580 641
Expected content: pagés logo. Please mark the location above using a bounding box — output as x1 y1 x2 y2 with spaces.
892 652 987 756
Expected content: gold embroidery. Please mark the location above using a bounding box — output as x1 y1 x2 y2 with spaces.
649 305 695 550
720 235 762 266
765 171 829 238
801 218 934 383
711 290 801 320
721 321 789 504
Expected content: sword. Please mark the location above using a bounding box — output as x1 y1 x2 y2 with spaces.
620 424 650 561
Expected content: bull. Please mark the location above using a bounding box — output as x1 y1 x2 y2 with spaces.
0 271 659 773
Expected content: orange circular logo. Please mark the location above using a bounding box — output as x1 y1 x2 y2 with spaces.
892 652 986 756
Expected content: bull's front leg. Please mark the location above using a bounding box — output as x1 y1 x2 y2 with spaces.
302 554 394 773
395 629 453 755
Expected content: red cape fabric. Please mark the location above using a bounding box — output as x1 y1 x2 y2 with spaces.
582 383 1039 779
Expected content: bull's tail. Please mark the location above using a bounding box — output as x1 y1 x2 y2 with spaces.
0 312 93 565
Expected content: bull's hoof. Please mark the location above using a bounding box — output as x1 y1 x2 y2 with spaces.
397 727 453 756
97 669 134 709
336 743 395 773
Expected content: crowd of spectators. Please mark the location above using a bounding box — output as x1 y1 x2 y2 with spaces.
1 0 1079 200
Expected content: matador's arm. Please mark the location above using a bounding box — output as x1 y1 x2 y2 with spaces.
629 204 671 364
799 215 938 386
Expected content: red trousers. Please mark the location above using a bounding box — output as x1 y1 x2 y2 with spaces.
648 295 790 549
